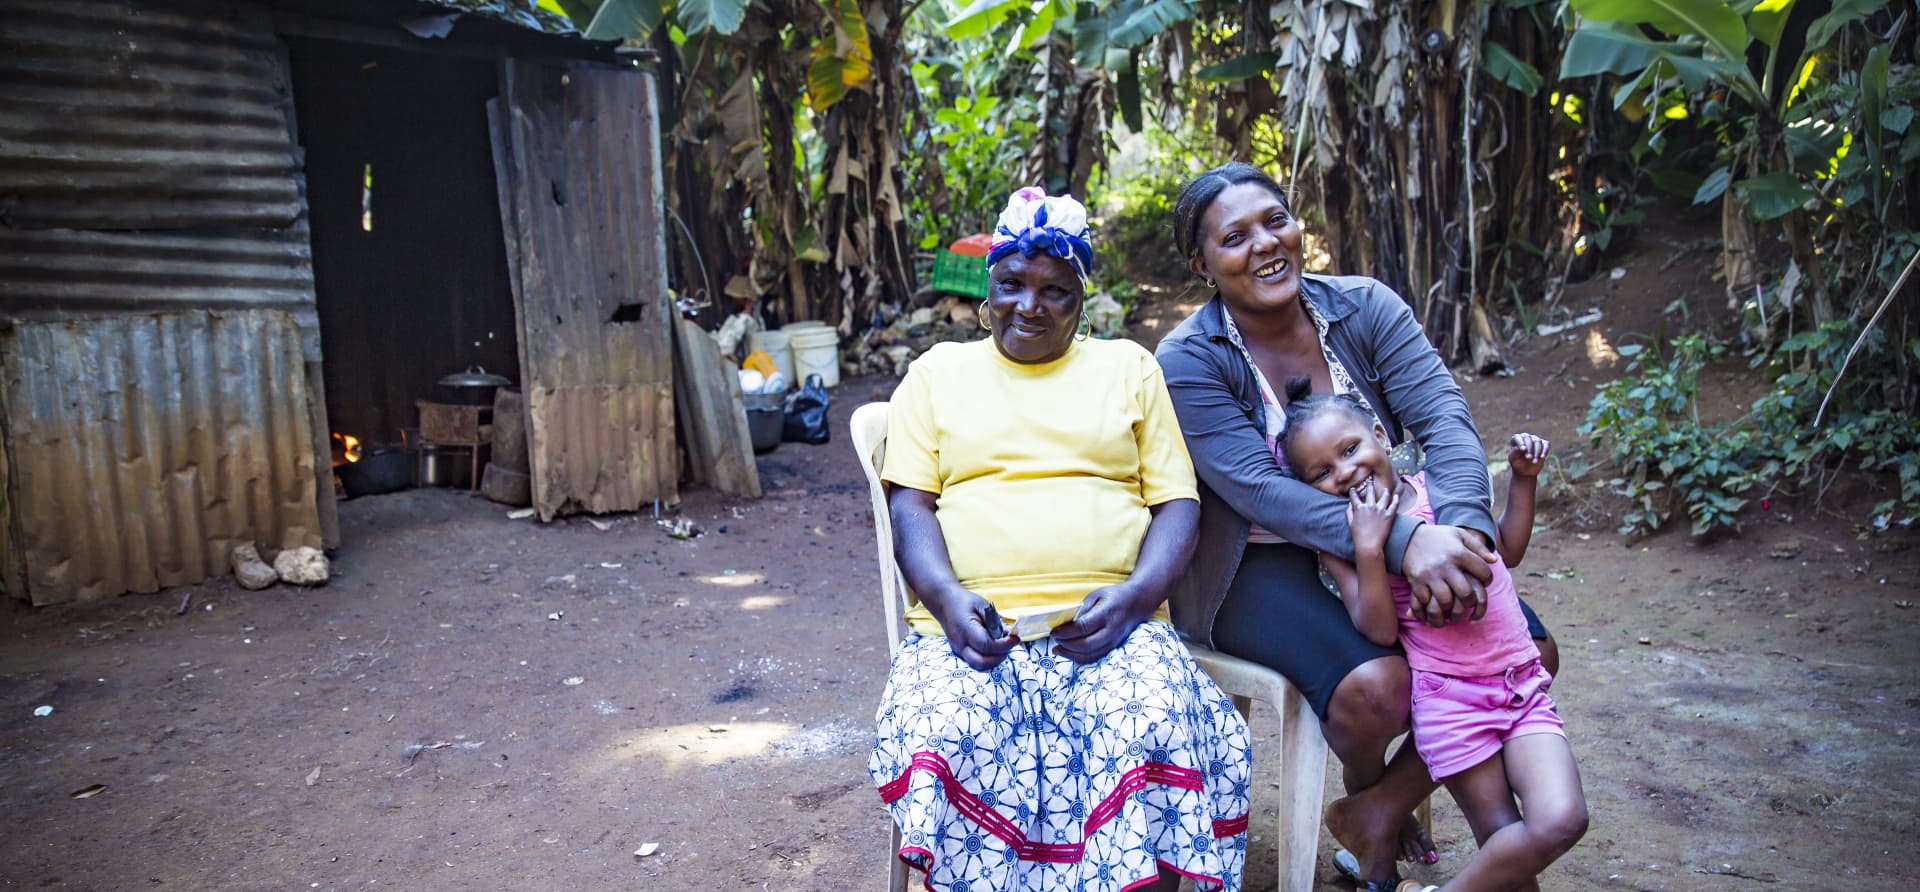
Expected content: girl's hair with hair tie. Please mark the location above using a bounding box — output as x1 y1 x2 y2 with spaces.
1277 375 1377 467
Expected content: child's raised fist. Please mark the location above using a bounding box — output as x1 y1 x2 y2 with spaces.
1508 433 1551 479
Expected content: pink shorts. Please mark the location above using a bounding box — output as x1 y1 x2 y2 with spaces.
1410 659 1565 781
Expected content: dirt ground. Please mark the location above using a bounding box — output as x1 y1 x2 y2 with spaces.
5 204 1919 891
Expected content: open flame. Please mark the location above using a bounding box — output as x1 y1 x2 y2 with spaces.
332 432 362 463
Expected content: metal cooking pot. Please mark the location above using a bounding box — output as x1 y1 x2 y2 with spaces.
436 365 511 406
338 447 414 498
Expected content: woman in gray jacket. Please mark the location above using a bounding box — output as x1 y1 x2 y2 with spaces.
1155 163 1557 890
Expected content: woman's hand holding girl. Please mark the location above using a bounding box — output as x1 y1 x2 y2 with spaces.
1401 525 1498 627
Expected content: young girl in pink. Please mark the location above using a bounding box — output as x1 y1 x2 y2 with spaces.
1277 377 1587 892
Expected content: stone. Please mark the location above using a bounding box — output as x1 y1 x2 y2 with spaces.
881 346 914 375
273 546 331 586
231 543 277 591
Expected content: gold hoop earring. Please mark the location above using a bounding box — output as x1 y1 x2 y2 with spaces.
978 300 991 330
1075 311 1091 341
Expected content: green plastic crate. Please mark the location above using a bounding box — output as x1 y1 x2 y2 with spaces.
930 249 989 298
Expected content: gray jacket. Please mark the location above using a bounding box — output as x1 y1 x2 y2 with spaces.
1154 274 1497 647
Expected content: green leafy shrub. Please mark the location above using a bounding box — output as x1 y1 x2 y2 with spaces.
1095 165 1182 281
1581 336 1762 536
903 88 1040 250
1582 324 1920 538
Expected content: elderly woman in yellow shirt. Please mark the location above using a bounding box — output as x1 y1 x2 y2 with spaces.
868 188 1253 892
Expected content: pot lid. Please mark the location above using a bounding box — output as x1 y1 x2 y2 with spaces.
439 365 511 388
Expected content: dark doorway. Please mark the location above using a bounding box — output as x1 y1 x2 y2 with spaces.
284 38 520 448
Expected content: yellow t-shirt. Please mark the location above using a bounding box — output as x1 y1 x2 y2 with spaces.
882 337 1199 637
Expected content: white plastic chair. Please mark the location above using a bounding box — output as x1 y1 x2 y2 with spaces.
849 400 1340 891
848 401 915 892
1184 645 1331 891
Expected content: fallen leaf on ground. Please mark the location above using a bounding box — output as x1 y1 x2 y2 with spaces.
402 741 454 761
657 517 700 539
305 766 321 786
70 784 106 799
589 519 613 532
507 508 537 520
635 843 660 857
563 676 585 686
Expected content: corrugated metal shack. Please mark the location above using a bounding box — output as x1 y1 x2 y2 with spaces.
0 0 676 605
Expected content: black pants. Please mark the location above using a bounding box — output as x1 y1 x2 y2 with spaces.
1212 543 1547 721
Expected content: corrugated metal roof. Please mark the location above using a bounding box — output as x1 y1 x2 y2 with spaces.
1 310 325 605
0 0 305 230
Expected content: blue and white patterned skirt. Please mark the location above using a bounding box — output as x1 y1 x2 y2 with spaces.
870 621 1252 891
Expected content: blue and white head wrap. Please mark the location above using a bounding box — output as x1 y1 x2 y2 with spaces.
986 186 1095 279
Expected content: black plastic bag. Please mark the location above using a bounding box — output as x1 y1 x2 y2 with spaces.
782 374 831 444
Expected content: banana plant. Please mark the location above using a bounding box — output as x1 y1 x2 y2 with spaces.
1560 0 1897 325
934 0 1192 153
1561 0 1891 220
559 0 866 107
533 0 914 334
807 0 875 112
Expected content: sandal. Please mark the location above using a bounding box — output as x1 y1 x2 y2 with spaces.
1395 884 1440 892
1333 848 1403 891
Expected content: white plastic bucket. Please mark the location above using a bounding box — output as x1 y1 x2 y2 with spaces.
748 329 794 384
788 325 841 388
781 320 829 335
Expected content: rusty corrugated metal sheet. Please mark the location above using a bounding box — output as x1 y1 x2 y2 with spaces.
0 0 303 230
496 59 675 519
0 0 321 355
523 384 676 513
0 309 323 605
0 225 320 351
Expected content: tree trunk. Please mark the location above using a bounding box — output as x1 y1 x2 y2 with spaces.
814 0 916 331
1721 190 1762 310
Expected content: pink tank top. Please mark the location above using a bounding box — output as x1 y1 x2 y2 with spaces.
1390 472 1540 677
